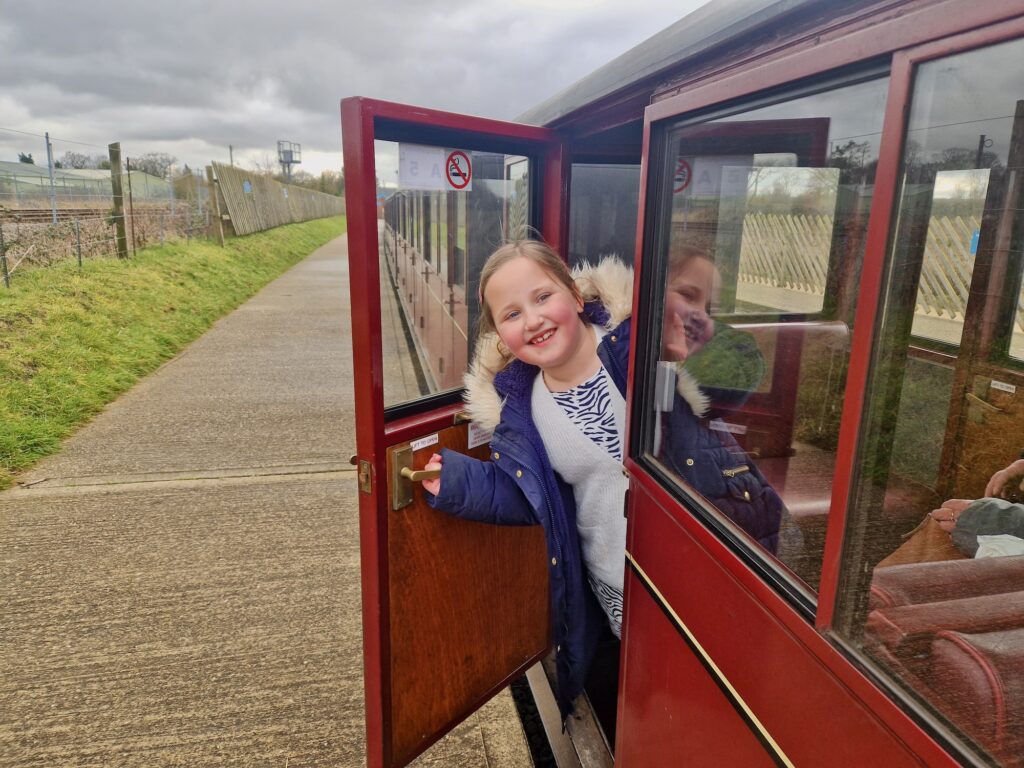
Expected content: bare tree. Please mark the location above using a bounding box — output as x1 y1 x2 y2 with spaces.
130 152 176 178
60 151 94 169
249 153 281 177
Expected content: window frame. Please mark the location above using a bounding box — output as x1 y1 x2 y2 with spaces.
631 64 894 618
833 14 1024 618
623 12 1024 765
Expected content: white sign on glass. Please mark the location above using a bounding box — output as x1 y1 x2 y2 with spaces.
399 144 473 192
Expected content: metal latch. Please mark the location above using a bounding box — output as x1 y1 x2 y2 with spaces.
390 445 440 510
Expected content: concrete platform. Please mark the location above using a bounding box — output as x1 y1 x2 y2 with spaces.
0 236 532 767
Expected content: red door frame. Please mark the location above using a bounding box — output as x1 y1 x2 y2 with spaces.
341 97 567 768
621 3 1024 765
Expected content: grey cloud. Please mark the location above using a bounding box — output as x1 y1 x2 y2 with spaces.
1 0 699 171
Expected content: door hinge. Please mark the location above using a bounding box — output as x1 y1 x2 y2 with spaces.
358 459 373 495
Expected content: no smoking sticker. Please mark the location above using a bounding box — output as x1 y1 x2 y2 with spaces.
398 144 473 191
445 150 472 191
673 158 692 194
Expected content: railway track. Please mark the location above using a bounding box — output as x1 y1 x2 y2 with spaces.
0 207 110 223
0 206 177 223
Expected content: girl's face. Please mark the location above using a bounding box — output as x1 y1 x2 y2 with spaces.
662 256 719 360
484 256 587 374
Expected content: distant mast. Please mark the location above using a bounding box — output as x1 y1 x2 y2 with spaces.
277 141 301 183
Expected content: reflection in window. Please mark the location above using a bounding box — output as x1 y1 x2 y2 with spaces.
640 75 889 593
839 39 1024 767
1014 279 1024 360
376 142 532 408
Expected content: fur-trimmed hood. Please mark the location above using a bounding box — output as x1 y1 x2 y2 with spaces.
462 256 710 430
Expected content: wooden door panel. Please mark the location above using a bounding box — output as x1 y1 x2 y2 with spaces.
385 424 549 765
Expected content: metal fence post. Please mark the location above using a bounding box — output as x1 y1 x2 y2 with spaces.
126 158 137 258
45 131 58 224
0 223 9 288
75 219 82 268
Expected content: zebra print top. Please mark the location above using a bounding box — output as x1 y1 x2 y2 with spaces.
550 366 625 636
550 369 623 462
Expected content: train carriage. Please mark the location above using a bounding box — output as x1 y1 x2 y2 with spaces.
342 0 1024 765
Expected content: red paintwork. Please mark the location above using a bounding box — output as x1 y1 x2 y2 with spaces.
342 96 565 768
347 4 1024 767
341 96 392 767
617 4 1024 766
542 142 570 261
645 0 1024 124
622 484 937 767
617 566 779 768
813 51 912 631
819 9 1024 626
621 464 962 766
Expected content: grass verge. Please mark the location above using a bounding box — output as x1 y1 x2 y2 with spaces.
0 216 346 489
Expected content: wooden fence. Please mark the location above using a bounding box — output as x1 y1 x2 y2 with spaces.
738 212 1024 331
212 162 344 236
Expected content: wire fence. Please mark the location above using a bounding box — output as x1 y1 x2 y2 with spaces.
0 205 208 288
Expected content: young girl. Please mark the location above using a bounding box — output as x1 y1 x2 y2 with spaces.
419 240 781 722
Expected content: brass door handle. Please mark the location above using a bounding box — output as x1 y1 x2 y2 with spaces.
400 467 441 482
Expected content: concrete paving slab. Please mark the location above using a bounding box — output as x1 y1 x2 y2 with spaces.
1 235 532 767
17 240 357 484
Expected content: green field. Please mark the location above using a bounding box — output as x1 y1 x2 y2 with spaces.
0 216 346 489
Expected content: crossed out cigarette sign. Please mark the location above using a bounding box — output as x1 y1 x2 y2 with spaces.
446 150 472 190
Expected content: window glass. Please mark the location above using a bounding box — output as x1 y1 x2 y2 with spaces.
435 192 448 281
568 163 641 269
837 39 1024 766
453 193 467 288
376 141 531 407
1014 278 1024 360
639 75 889 592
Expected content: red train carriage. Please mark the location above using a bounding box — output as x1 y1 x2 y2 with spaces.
343 0 1024 765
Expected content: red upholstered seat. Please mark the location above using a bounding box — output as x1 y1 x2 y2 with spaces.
869 555 1024 610
930 628 1024 766
866 591 1024 658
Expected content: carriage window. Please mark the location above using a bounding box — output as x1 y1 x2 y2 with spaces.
1013 269 1024 361
837 39 1024 766
452 193 467 288
568 163 641 269
639 75 889 594
377 140 532 407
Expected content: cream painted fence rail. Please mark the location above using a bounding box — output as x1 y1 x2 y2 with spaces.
736 213 1022 331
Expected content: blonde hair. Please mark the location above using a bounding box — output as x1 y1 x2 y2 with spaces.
477 240 580 340
668 243 713 277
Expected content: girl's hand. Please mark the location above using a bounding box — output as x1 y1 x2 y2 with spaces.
683 309 714 355
663 311 690 362
422 452 443 496
984 459 1024 498
929 498 972 532
663 308 714 361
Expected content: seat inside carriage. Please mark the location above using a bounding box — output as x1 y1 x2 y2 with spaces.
704 317 1024 760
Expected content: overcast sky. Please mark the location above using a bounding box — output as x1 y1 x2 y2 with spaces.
0 0 709 177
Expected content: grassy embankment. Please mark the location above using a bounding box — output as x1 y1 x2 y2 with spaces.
0 216 346 489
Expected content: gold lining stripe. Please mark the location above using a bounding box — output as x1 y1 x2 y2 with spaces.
626 550 795 768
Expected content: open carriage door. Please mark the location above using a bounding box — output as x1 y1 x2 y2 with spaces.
341 98 567 768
